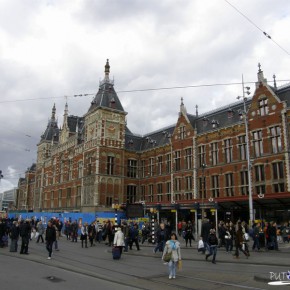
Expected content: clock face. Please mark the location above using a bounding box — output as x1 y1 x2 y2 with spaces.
107 123 117 139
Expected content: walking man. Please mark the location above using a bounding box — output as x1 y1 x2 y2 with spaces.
45 220 56 259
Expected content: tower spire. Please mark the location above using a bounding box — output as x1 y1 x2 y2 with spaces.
104 59 110 80
51 103 56 120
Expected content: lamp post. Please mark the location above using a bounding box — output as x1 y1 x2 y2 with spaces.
237 75 254 226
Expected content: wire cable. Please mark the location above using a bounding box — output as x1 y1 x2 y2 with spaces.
225 0 290 56
0 79 289 104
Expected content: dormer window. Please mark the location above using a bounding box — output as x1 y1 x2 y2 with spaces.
203 117 209 126
258 98 269 116
110 97 116 108
211 120 219 129
227 108 234 119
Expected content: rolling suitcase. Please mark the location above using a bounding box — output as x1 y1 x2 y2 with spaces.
112 246 121 260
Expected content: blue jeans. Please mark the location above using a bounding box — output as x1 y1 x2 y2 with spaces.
270 235 278 250
207 245 217 261
168 260 177 277
154 240 165 253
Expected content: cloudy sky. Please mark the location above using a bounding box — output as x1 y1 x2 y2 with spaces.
0 0 290 193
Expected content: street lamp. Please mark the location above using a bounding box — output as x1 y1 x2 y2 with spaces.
237 75 254 226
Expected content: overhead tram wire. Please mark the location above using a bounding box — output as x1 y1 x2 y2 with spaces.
0 79 289 105
225 0 290 56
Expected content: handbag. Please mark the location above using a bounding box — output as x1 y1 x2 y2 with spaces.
163 251 172 262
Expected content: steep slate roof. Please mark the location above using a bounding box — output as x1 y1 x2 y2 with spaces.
88 59 125 113
276 83 290 107
195 99 249 134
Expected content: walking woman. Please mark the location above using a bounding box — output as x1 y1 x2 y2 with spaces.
233 223 249 259
162 233 181 279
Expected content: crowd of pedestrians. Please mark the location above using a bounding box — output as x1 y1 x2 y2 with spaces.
0 215 288 280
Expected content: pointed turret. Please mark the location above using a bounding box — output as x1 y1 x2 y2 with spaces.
40 104 59 142
63 102 69 130
88 59 125 113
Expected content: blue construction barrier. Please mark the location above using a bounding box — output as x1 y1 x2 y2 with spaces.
8 211 126 226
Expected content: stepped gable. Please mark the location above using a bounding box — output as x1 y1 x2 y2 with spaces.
40 103 59 142
88 59 125 113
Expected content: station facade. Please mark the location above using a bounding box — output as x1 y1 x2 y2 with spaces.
17 60 290 225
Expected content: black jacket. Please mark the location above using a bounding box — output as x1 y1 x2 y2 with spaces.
45 225 56 242
10 224 20 239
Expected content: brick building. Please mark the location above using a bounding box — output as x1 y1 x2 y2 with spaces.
29 60 289 224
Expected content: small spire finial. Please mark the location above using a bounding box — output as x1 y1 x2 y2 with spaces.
181 97 184 105
105 59 110 75
273 74 277 89
195 105 198 117
51 103 56 120
258 62 262 73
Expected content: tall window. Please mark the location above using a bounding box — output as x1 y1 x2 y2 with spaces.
78 161 83 178
238 135 247 160
180 125 186 140
198 145 206 167
240 170 249 195
166 153 171 174
253 130 263 157
157 156 163 175
149 184 154 202
127 159 137 178
107 156 115 175
140 160 145 178
225 173 234 197
50 191 54 208
149 158 154 176
258 98 269 116
68 160 73 180
87 157 92 175
224 139 233 163
166 182 171 193
76 186 81 207
211 142 218 166
58 189 62 207
272 162 285 193
157 183 163 194
66 188 71 207
174 177 182 192
254 165 265 195
185 148 192 169
270 126 282 153
254 165 265 182
140 185 145 201
185 176 192 191
127 185 136 203
199 176 206 199
157 183 163 201
211 175 219 198
174 151 181 171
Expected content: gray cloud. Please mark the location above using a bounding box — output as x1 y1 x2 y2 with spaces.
0 0 290 192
